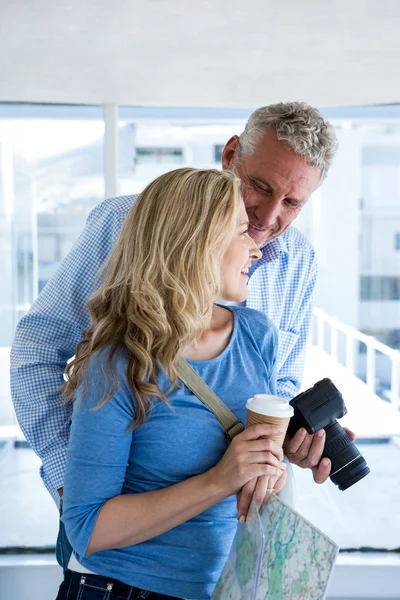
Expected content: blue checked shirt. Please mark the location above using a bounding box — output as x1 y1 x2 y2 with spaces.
10 194 317 503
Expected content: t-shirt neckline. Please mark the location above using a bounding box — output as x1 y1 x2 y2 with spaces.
185 305 238 366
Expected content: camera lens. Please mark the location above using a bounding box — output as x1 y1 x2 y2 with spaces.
330 455 370 491
323 422 370 491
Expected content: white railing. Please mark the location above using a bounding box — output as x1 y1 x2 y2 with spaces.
312 307 400 410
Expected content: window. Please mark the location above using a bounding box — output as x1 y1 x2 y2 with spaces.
395 232 400 251
360 276 400 300
304 115 400 556
0 115 104 321
359 328 400 351
135 147 183 165
0 108 104 397
214 144 224 162
3 104 400 565
0 104 106 553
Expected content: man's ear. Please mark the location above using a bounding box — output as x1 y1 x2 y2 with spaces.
221 135 240 170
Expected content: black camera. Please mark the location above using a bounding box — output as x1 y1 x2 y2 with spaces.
287 378 370 491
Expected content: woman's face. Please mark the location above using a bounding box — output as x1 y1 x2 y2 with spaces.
221 200 262 302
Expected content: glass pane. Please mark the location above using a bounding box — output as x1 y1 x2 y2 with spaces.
4 106 400 559
117 119 247 196
285 115 400 555
1 107 105 552
298 119 400 407
0 112 104 422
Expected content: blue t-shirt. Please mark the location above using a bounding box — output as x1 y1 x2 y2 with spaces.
62 306 278 599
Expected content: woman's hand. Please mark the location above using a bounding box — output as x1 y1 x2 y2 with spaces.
208 424 286 499
237 469 287 523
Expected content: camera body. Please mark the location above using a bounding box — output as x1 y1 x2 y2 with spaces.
287 378 370 491
287 378 346 435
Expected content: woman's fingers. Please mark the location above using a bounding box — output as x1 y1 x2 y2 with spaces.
254 474 275 508
212 425 289 498
273 469 287 495
239 424 285 442
238 471 285 523
256 464 284 478
235 436 284 462
237 478 257 523
245 451 287 469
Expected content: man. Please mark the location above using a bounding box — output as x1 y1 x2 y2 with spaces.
11 101 349 509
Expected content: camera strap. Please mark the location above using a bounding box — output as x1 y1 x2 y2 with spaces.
176 357 244 442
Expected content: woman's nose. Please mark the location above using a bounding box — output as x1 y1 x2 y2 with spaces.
250 241 262 261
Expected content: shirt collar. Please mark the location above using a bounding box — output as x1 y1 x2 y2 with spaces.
260 231 288 263
248 231 288 278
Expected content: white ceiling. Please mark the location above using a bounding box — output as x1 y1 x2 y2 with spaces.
1 0 400 108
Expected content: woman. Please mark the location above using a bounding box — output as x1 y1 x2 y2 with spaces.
58 168 287 600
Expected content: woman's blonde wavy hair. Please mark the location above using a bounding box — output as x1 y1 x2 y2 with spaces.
63 168 241 428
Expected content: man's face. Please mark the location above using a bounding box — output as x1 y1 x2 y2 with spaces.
222 130 322 248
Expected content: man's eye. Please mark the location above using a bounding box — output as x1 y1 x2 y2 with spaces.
285 199 299 208
253 181 270 194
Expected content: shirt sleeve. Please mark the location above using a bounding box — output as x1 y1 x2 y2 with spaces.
265 318 278 396
10 196 132 503
62 360 134 557
276 259 318 400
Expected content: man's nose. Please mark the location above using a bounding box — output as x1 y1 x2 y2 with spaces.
255 196 281 228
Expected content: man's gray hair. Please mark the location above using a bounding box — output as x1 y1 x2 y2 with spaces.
238 102 338 182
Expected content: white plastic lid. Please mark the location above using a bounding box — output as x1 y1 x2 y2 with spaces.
246 394 294 418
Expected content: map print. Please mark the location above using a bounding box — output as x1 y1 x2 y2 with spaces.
211 494 338 600
212 498 263 600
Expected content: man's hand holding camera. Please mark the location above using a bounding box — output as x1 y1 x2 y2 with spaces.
283 426 357 484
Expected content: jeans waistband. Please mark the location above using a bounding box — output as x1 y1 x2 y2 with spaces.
63 569 184 599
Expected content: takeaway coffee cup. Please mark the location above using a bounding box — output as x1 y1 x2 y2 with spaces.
246 394 294 446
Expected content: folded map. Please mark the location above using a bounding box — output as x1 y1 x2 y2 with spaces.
211 493 339 600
